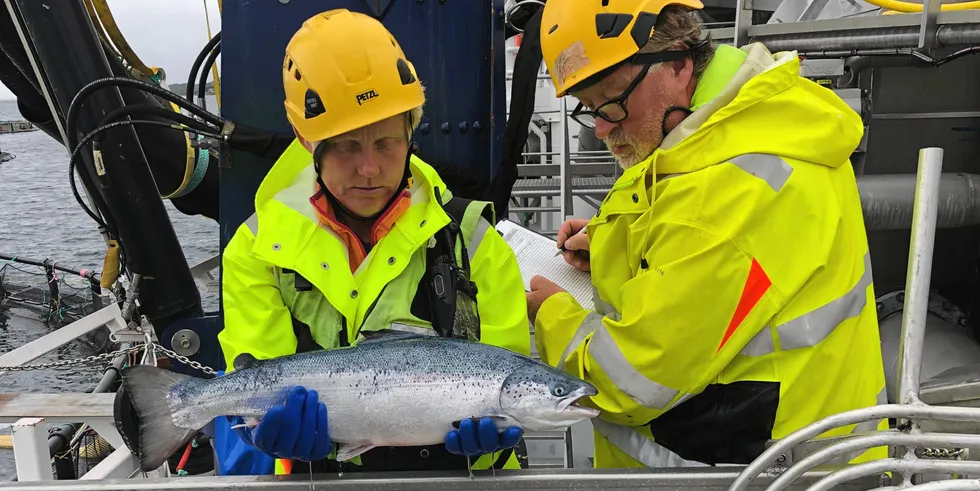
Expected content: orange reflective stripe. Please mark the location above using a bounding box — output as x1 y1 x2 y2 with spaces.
718 258 771 352
275 458 293 475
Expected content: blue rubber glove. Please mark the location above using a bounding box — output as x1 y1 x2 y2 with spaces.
445 417 523 456
233 386 333 462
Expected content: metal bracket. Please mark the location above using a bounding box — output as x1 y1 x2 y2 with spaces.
764 429 901 468
917 0 942 52
0 303 129 369
189 254 220 287
733 0 754 48
170 328 201 357
876 289 968 333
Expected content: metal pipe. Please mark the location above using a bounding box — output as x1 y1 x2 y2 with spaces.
526 123 548 165
877 480 980 491
806 459 980 491
559 97 572 219
91 350 126 394
897 148 944 405
0 468 884 490
0 254 101 282
765 432 980 491
727 403 980 491
839 54 915 88
752 24 980 52
858 173 980 231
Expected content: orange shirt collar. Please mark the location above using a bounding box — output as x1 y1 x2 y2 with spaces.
309 188 412 272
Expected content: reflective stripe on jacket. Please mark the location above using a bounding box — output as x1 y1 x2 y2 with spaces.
534 43 887 468
217 139 531 474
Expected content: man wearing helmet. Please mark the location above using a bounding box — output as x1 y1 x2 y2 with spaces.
215 9 530 475
526 0 887 469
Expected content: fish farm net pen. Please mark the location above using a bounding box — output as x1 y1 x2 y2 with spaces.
0 253 110 328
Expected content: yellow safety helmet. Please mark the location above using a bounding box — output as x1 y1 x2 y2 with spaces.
540 0 704 97
282 9 425 143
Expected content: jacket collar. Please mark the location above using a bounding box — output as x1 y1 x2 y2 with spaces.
249 140 457 269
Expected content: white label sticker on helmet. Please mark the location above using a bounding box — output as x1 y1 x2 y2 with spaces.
553 41 590 88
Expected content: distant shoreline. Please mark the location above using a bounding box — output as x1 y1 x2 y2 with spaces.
168 81 216 96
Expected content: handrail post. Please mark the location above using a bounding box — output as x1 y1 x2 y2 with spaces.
897 147 944 406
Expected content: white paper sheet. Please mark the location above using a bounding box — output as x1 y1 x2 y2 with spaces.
495 220 594 310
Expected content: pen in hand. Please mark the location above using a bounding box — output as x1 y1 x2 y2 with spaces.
555 227 587 257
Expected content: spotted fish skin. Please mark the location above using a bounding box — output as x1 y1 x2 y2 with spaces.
122 332 599 471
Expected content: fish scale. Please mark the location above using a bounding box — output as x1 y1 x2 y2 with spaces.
121 331 600 471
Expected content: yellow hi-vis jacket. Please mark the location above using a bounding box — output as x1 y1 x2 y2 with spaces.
219 140 531 473
534 43 887 468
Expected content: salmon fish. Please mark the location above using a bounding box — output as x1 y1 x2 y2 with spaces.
121 330 600 471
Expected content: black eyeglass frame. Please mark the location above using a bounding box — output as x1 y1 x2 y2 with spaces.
568 45 706 129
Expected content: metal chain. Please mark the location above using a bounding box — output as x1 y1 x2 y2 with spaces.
150 343 218 376
922 447 966 459
0 342 219 376
0 345 146 372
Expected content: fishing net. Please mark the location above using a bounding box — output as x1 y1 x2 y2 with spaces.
0 256 107 328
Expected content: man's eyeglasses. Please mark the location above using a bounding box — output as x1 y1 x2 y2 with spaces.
567 46 705 129
569 63 651 130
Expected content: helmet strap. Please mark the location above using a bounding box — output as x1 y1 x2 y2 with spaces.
661 105 693 141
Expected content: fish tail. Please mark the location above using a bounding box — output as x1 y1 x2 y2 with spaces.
121 365 207 471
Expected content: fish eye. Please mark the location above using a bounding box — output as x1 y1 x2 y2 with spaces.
552 385 566 397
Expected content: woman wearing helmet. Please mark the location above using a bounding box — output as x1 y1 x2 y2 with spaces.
216 9 531 476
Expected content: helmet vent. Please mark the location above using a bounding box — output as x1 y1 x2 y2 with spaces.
287 58 293 71
548 24 558 34
630 12 659 48
595 13 633 39
294 69 302 81
602 0 609 5
396 58 417 85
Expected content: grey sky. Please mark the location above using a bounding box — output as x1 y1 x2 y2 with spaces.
0 0 222 101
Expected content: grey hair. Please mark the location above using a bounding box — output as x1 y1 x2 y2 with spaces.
639 5 715 80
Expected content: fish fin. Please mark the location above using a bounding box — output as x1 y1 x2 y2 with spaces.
121 365 207 471
357 328 425 345
233 352 258 371
335 443 376 462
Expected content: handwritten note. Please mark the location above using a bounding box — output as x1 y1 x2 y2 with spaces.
495 220 594 310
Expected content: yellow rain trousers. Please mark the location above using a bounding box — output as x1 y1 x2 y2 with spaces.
534 43 887 468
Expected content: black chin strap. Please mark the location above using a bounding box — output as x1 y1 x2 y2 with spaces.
661 105 693 142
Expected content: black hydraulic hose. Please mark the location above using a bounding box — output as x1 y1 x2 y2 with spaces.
186 32 221 103
68 119 223 255
66 77 226 154
94 104 219 144
197 42 221 111
91 351 127 394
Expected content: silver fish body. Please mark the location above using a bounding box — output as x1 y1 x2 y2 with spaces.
121 331 599 471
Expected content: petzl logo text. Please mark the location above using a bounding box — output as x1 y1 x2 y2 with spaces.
356 89 379 106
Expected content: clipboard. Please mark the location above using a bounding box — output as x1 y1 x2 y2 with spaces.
495 219 594 310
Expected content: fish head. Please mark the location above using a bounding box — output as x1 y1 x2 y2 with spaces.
498 362 599 431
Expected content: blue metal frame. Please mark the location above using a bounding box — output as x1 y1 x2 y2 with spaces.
219 0 507 246
172 0 508 373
